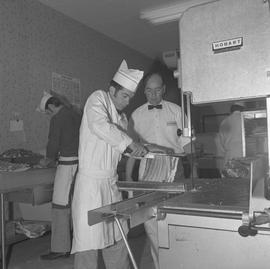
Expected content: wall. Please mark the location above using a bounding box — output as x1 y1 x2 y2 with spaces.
0 0 152 153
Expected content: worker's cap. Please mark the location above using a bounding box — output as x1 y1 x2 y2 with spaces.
234 101 245 107
36 91 53 113
112 60 144 93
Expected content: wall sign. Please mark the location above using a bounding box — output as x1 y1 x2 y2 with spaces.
212 37 243 53
52 72 81 107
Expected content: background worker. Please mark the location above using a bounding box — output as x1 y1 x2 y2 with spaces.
71 60 147 269
216 101 245 169
126 71 192 269
37 92 81 260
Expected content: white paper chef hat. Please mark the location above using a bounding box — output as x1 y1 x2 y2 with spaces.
36 91 53 113
112 60 144 92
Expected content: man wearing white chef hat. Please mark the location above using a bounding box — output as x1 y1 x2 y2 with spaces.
37 92 81 260
71 60 147 269
36 91 53 113
216 101 245 169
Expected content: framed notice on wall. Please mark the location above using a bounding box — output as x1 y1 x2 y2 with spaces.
52 72 81 107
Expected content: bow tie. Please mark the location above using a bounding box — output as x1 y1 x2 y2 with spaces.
148 104 162 110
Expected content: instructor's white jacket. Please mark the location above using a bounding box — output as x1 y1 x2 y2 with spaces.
71 90 132 252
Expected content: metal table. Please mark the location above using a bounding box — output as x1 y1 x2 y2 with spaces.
0 168 56 269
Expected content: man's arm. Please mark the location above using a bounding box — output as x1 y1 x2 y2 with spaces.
145 143 174 154
86 92 147 156
39 117 60 167
46 116 61 160
86 92 132 153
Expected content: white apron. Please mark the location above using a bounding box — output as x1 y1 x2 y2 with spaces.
71 90 132 253
52 156 78 206
71 170 127 251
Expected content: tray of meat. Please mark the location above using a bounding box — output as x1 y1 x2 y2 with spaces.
0 148 43 166
0 160 30 172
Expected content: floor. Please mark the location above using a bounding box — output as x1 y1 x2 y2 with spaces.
6 225 154 269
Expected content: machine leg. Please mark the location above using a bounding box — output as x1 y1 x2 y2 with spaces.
114 216 138 269
1 193 6 269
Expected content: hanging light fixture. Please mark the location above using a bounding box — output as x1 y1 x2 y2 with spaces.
140 0 218 25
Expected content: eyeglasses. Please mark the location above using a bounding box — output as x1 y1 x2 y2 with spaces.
145 86 164 94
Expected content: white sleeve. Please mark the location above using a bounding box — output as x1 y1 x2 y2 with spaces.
85 92 132 153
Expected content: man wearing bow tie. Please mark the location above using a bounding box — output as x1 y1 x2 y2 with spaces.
126 71 186 269
127 71 185 157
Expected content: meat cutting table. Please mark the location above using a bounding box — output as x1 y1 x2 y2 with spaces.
88 178 250 268
0 168 56 269
157 178 270 269
88 181 189 269
87 155 270 269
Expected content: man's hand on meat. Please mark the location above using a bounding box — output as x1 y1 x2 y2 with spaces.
145 143 174 154
128 142 148 157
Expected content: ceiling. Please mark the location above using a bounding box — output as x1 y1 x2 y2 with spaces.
37 0 206 60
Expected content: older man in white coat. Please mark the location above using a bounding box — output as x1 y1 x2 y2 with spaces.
71 60 147 269
126 71 189 269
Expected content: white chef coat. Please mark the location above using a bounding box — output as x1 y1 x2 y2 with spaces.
128 100 185 153
71 90 132 253
216 111 244 165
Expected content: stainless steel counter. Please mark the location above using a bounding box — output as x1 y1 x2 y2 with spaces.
159 178 249 218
